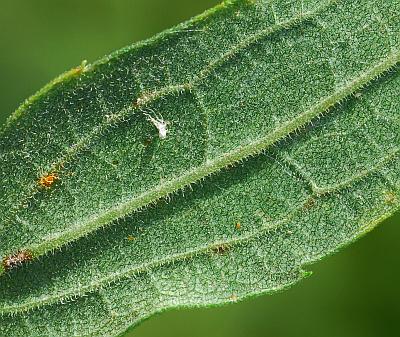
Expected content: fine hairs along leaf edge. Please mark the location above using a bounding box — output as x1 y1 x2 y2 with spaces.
0 0 230 136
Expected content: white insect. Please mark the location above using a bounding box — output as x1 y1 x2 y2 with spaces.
145 113 169 139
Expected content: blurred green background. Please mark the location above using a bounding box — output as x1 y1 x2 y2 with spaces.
0 1 399 337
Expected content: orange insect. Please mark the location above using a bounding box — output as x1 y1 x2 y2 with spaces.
2 250 33 271
38 173 59 188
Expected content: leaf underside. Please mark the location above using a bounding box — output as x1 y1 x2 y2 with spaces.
0 0 399 336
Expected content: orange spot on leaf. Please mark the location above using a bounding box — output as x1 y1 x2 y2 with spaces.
38 173 59 188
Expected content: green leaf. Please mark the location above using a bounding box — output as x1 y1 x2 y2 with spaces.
0 0 399 336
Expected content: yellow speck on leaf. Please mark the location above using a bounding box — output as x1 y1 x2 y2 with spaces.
384 191 397 205
229 294 238 302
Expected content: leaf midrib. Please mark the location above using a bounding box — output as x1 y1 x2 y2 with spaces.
2 131 398 315
29 50 400 259
2 0 399 270
4 0 335 228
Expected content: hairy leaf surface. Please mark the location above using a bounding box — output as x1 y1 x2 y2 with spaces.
0 0 399 336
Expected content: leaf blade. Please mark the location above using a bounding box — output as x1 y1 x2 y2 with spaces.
1 66 399 329
0 0 399 336
0 0 398 268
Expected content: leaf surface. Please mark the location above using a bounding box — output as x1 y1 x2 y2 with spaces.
0 0 399 336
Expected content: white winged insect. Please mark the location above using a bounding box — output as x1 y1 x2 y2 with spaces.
144 113 169 139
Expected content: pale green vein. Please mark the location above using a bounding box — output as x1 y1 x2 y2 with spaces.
2 0 338 253
2 146 398 315
93 196 400 337
280 147 400 195
5 48 398 267
191 89 211 161
2 0 399 273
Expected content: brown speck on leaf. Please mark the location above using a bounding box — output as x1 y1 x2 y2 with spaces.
76 60 88 73
142 137 152 147
67 60 87 77
127 235 136 241
235 222 241 230
212 244 230 255
72 66 83 75
132 100 138 108
303 197 316 210
2 250 33 271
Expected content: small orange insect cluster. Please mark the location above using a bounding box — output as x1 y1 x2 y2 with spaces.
2 250 33 271
38 173 59 188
